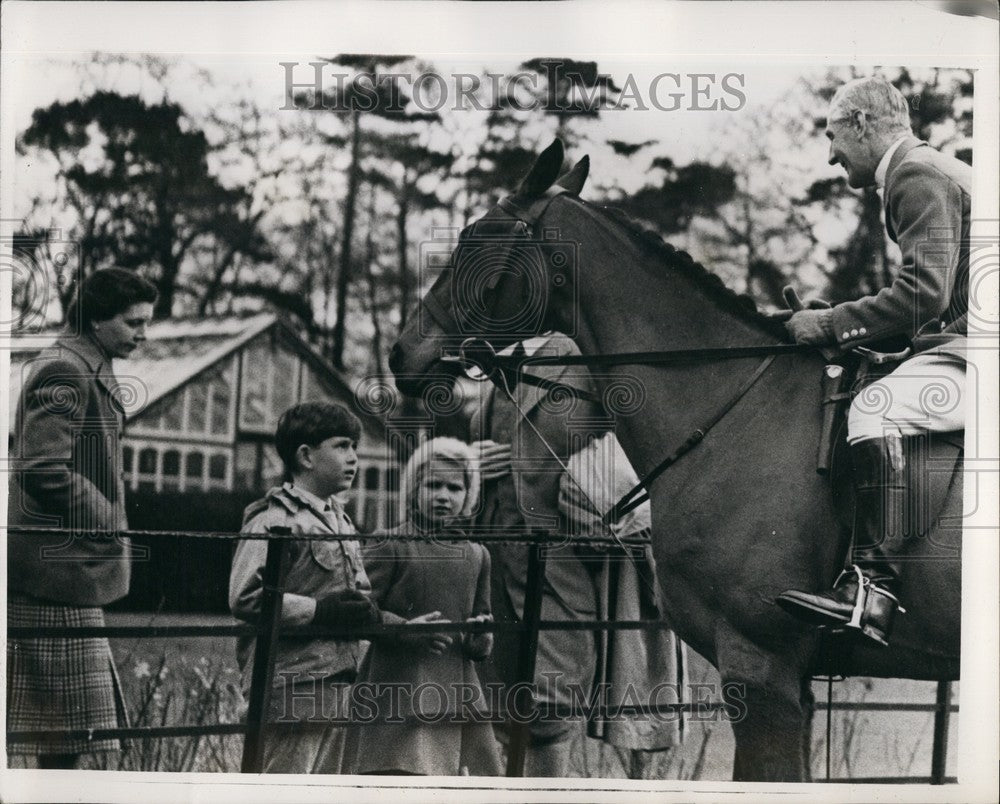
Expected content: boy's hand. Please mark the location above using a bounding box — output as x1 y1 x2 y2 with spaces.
400 611 453 655
313 589 380 632
472 440 511 481
462 613 494 661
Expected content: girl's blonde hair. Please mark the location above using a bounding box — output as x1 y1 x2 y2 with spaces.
399 437 480 520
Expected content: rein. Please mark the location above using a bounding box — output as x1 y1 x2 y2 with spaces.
459 339 819 525
438 187 820 528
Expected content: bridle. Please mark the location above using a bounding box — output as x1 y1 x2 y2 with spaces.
419 188 820 526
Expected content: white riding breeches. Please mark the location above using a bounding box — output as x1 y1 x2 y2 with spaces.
847 352 966 444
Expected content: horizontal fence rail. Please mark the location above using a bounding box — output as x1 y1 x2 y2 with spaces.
5 525 957 782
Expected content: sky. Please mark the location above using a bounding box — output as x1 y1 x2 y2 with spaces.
4 53 827 200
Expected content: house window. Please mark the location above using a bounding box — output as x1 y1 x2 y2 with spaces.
240 342 269 430
132 398 164 432
208 453 229 485
210 375 232 436
161 394 184 432
162 449 181 491
138 448 158 474
137 446 158 493
185 452 205 484
187 379 208 433
234 442 260 491
261 443 283 488
239 338 301 433
128 357 234 443
271 348 297 423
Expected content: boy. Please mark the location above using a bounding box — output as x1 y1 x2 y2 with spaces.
229 401 379 773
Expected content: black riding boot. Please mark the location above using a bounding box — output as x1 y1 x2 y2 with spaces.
776 436 906 645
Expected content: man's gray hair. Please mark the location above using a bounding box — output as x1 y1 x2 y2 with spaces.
830 76 912 135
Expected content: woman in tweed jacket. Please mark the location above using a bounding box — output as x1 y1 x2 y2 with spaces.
7 268 156 769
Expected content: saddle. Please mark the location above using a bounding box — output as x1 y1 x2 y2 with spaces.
816 346 964 561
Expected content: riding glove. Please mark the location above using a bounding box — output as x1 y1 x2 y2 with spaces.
313 588 380 632
786 308 835 345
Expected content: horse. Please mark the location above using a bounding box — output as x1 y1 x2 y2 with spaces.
388 139 962 781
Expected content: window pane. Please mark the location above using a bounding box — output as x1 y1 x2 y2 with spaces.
302 364 333 403
187 380 208 433
209 453 228 480
364 466 380 490
162 450 181 475
134 400 163 431
161 393 184 432
210 375 232 435
261 443 283 488
123 447 133 472
185 452 204 479
240 343 269 429
139 448 158 474
234 443 259 490
271 348 297 423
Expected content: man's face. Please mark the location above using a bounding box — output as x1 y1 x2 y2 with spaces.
825 114 877 189
92 302 154 359
304 435 358 497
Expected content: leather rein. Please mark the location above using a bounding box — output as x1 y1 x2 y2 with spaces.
422 187 819 528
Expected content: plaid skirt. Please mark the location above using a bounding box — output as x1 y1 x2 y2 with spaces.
6 593 127 756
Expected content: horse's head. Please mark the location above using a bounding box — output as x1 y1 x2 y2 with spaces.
389 139 589 396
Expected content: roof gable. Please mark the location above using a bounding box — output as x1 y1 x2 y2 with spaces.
8 313 377 432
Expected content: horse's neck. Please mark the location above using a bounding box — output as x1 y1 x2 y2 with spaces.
568 221 781 476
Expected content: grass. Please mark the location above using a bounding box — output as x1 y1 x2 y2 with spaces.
87 613 956 780
80 614 244 772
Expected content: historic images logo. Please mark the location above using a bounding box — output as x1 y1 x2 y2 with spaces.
280 60 747 114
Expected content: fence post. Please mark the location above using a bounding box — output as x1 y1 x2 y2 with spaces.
505 530 549 777
240 530 289 773
930 680 951 784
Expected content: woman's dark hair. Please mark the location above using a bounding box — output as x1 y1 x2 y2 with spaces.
275 401 362 478
68 268 158 329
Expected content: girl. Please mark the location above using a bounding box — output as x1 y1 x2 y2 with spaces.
345 437 501 776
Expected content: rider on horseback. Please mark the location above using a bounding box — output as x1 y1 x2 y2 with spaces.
776 76 970 645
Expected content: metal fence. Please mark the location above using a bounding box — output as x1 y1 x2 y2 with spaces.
6 525 957 782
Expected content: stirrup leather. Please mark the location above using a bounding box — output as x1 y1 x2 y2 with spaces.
835 564 905 646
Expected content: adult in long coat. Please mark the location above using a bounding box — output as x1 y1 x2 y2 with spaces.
7 268 156 769
471 332 680 776
779 75 971 645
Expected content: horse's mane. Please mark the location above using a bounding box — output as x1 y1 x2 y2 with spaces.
587 201 792 340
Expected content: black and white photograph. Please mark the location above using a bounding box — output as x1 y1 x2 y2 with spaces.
1 1 997 802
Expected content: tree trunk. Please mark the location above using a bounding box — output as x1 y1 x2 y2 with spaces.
331 110 362 370
397 170 411 329
363 187 385 375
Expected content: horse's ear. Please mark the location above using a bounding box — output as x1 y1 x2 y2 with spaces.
556 155 589 196
518 139 565 197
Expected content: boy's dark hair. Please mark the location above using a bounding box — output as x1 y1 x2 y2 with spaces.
275 401 362 477
68 268 159 329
